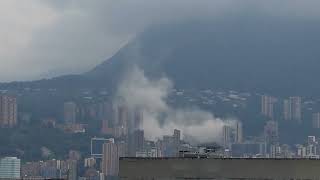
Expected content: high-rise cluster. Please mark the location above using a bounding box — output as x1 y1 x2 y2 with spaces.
260 95 303 123
222 121 243 149
100 103 144 138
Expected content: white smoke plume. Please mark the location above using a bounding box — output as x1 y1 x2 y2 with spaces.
116 66 236 144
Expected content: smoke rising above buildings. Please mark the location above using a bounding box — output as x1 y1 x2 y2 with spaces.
116 66 236 144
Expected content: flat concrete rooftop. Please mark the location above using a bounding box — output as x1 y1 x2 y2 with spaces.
120 158 320 179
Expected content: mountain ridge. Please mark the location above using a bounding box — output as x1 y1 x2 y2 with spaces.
2 17 320 97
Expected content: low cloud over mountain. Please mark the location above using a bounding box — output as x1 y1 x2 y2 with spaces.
1 0 320 82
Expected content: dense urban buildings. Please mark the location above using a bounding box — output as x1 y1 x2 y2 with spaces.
2 89 320 179
231 142 266 157
21 158 78 180
4 0 320 178
0 95 17 127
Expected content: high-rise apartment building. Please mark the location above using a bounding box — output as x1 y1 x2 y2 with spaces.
261 95 276 119
64 102 77 124
102 142 118 177
222 122 243 150
97 101 112 121
113 105 129 138
235 121 243 143
101 119 113 135
173 129 181 156
129 130 145 156
312 113 320 128
283 99 292 120
0 157 21 179
102 141 125 177
264 121 278 145
158 129 181 157
133 108 143 130
222 125 232 148
117 141 127 158
118 105 128 128
283 97 302 122
173 129 181 144
291 96 302 121
0 95 18 127
270 143 281 158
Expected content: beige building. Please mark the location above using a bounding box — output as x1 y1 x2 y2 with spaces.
102 141 126 177
0 95 17 127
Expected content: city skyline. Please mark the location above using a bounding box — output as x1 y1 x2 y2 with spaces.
1 1 320 179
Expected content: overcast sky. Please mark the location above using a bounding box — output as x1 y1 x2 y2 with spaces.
0 0 319 82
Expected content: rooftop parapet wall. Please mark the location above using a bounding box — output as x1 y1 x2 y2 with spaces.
119 158 320 179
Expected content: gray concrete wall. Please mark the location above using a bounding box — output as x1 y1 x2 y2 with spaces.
119 158 320 179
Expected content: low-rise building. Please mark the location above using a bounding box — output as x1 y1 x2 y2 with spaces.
0 157 21 179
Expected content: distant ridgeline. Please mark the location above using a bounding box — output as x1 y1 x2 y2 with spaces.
2 17 320 97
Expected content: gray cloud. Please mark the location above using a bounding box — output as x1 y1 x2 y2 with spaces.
0 0 320 82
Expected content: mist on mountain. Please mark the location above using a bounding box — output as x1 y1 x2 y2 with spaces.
87 15 320 97
2 11 320 97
